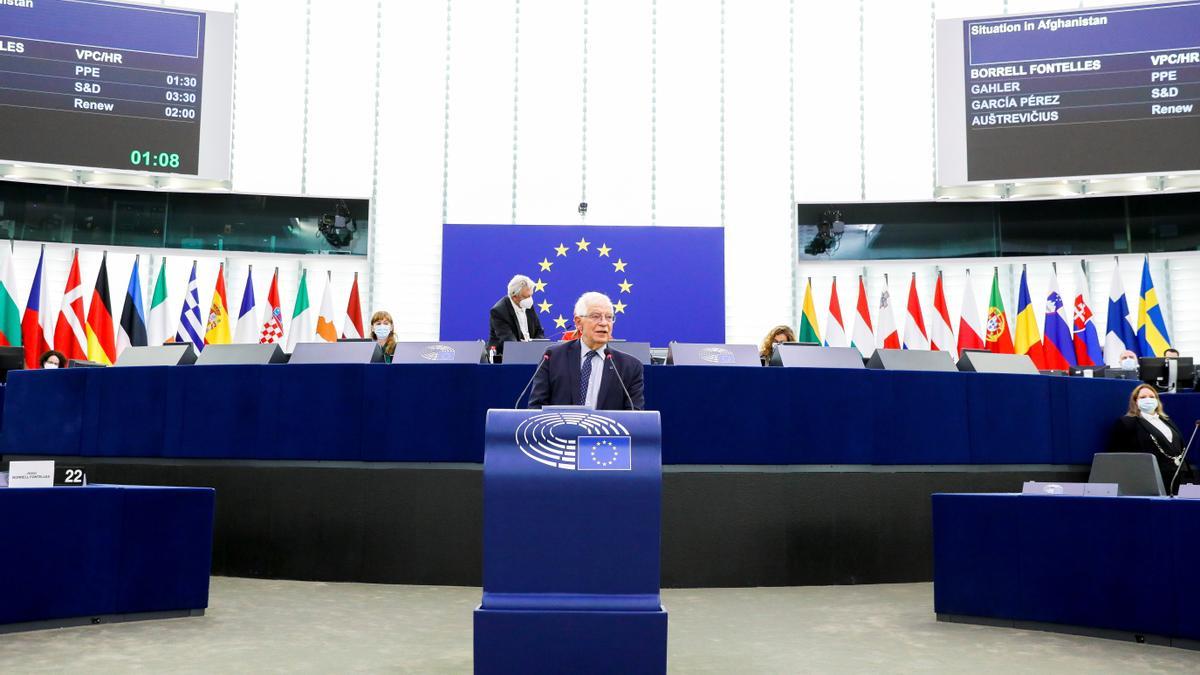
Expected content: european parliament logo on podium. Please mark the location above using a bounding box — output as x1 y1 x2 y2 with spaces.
476 407 666 674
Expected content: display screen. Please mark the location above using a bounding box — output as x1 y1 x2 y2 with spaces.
936 1 1200 184
0 0 233 180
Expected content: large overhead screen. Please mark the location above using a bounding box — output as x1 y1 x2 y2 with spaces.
936 1 1200 185
0 0 233 180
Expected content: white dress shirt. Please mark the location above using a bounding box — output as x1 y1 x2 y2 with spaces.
510 298 530 341
580 342 607 408
1140 412 1174 443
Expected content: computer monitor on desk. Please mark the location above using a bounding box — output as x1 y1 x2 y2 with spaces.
1138 357 1194 391
1068 365 1106 378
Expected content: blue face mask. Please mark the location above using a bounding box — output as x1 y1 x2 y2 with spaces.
373 324 392 340
1137 397 1159 414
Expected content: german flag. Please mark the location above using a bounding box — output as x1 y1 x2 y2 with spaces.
85 252 117 365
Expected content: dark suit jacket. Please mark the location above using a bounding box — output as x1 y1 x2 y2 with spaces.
1108 414 1194 494
487 296 545 355
528 340 645 411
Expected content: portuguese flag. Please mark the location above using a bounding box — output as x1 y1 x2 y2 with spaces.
798 277 822 344
985 267 1015 354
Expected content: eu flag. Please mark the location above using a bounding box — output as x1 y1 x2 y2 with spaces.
440 224 725 345
576 436 632 471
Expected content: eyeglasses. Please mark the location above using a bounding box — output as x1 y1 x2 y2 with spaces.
583 313 615 322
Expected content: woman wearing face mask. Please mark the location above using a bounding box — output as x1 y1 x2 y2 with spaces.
39 350 67 369
1108 383 1195 494
369 311 397 363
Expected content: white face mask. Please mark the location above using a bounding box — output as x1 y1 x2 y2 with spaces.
518 296 533 310
1121 357 1138 370
1137 397 1159 414
43 362 59 369
373 323 392 340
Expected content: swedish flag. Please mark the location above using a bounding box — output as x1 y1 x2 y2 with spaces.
1136 257 1172 357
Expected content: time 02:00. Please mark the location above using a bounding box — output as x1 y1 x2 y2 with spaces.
129 150 181 169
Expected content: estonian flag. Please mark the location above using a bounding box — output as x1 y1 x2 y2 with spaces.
117 255 148 359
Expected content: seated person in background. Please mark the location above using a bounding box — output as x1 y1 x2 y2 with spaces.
1114 349 1140 373
1108 383 1195 495
39 350 66 369
529 292 644 411
488 275 545 360
1165 348 1181 358
369 311 397 363
760 325 796 363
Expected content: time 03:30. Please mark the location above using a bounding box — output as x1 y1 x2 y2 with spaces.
129 150 181 169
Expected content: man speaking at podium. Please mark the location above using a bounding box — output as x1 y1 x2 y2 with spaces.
529 292 644 410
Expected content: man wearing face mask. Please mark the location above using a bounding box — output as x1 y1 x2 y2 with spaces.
487 274 545 361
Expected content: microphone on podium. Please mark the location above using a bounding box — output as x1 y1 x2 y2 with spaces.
605 351 640 411
1170 419 1200 496
514 352 550 409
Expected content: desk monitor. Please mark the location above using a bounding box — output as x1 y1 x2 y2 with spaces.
0 345 24 382
502 340 553 365
666 342 761 367
1105 368 1140 381
607 341 652 366
1088 453 1166 496
866 349 956 373
1068 365 1107 378
114 344 197 367
773 344 865 369
67 359 105 368
290 341 382 364
392 340 487 364
195 343 287 365
1139 357 1194 391
957 350 1039 375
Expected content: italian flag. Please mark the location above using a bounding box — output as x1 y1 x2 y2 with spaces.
285 269 313 353
0 242 22 347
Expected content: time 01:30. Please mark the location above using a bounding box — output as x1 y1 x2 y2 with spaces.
129 151 181 169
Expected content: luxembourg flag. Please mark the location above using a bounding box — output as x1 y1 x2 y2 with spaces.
1103 260 1138 366
824 277 849 348
903 273 929 350
1072 262 1103 367
929 271 955 357
1041 266 1076 370
851 275 874 357
876 276 901 350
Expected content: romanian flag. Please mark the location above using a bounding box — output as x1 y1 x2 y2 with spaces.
984 268 1014 354
204 263 232 345
1014 266 1046 369
85 253 117 365
1136 257 1172 357
798 277 821 344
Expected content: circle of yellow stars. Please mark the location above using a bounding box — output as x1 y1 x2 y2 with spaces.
533 236 632 330
589 439 621 467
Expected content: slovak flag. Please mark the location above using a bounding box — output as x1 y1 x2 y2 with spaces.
1041 267 1076 370
1072 262 1103 367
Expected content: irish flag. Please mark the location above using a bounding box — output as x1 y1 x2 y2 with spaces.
285 269 313 352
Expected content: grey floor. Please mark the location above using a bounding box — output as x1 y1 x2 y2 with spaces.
1 578 1196 673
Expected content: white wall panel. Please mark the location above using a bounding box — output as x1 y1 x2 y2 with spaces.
585 0 652 225
653 0 721 227
304 0 377 197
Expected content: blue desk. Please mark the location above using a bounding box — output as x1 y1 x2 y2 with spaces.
2 365 1136 465
932 493 1200 645
0 485 215 630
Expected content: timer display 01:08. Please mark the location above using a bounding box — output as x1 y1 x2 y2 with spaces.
129 150 182 169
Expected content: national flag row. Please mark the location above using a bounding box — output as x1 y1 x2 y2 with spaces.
797 256 1172 368
7 246 367 368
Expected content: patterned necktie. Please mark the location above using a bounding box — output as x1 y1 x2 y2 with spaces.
579 350 598 404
